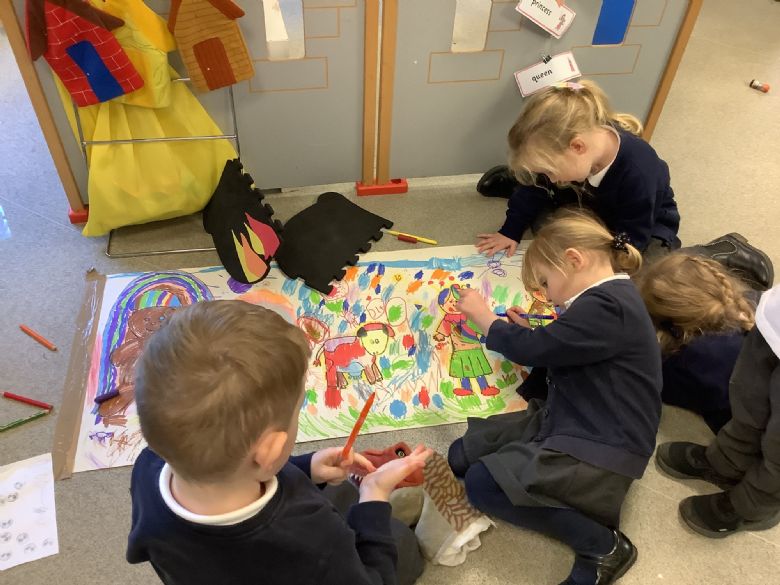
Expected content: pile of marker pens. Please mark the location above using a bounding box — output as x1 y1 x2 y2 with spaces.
1 324 57 432
1 392 54 432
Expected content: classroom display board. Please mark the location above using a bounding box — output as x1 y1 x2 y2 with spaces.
59 246 541 475
388 0 688 179
7 0 366 201
4 0 698 214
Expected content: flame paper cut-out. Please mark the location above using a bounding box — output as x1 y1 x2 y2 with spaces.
231 217 280 282
203 159 283 284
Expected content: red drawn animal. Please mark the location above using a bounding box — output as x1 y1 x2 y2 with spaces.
313 323 395 408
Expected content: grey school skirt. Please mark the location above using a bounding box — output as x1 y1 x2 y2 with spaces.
462 399 633 527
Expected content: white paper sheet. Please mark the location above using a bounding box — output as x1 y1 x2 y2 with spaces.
71 246 537 473
451 0 492 53
0 454 59 571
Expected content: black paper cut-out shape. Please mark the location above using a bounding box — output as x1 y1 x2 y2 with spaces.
275 192 393 294
203 159 283 284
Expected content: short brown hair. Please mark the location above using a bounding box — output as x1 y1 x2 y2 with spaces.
135 300 310 483
637 254 755 354
522 208 642 292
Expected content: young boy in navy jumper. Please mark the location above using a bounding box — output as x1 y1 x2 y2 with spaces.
126 300 431 585
452 210 662 585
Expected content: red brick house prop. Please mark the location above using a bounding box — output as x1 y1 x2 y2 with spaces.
26 0 144 107
168 0 254 92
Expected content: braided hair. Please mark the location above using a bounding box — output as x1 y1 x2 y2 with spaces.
637 254 755 354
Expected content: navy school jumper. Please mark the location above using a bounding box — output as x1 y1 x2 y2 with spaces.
486 279 663 479
499 128 680 252
127 449 398 585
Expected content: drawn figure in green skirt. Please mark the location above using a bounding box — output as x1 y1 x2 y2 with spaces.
433 285 499 397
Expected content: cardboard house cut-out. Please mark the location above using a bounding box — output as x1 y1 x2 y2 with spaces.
168 0 254 92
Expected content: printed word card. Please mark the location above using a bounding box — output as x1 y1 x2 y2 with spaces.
0 454 59 571
514 51 581 97
515 0 576 39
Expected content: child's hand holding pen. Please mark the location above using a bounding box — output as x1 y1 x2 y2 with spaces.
505 306 532 329
456 288 498 333
311 447 376 485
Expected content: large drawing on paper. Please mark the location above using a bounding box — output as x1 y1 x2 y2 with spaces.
72 246 549 473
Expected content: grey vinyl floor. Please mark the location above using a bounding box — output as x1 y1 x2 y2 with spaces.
1 1 779 583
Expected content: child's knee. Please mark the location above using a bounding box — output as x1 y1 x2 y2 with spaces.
464 461 501 511
447 438 470 478
389 518 424 585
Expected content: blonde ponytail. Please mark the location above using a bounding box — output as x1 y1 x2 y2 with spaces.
612 238 642 275
612 112 643 135
522 208 642 292
507 79 642 186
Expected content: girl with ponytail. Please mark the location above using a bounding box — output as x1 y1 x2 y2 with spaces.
477 79 681 265
450 209 662 585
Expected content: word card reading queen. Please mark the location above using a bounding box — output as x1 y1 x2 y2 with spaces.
514 52 581 97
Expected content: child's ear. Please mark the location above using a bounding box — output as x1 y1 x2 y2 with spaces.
569 137 587 155
563 248 586 271
252 429 289 472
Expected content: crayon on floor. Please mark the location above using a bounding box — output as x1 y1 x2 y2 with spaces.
19 324 57 351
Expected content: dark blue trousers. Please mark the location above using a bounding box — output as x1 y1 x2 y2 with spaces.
448 439 613 557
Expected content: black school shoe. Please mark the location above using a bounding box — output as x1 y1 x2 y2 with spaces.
559 530 637 585
679 492 780 538
695 232 775 291
656 442 738 489
476 165 519 198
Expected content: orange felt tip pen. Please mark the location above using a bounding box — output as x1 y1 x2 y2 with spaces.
341 392 376 459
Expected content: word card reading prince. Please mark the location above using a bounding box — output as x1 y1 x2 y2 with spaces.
514 51 581 97
516 0 576 39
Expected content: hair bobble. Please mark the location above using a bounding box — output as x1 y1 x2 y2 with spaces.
554 81 584 91
612 232 630 252
659 320 684 340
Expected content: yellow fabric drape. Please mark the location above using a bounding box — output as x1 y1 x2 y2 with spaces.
98 0 177 108
56 0 236 236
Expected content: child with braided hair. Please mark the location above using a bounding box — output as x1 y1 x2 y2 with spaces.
654 276 780 539
450 209 662 585
638 253 757 433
